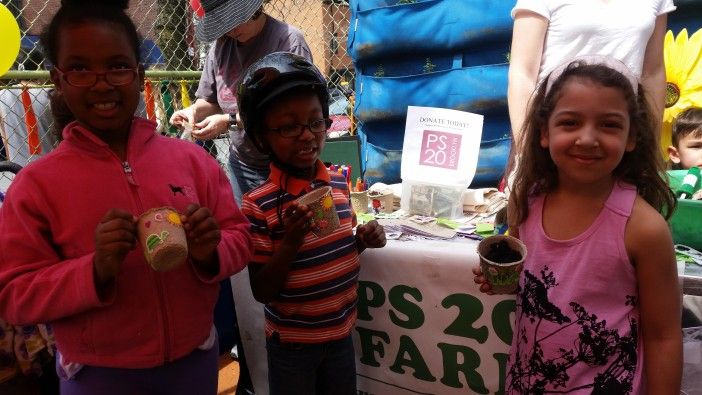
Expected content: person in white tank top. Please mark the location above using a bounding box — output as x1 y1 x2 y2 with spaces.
507 0 676 147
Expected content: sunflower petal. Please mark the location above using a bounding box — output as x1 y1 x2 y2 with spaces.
683 77 702 93
664 30 675 69
682 29 702 86
681 90 702 108
665 30 682 86
672 29 690 83
664 105 681 124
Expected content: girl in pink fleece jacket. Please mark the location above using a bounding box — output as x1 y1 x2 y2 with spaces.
0 1 253 394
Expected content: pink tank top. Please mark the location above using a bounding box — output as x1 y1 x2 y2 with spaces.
507 181 643 394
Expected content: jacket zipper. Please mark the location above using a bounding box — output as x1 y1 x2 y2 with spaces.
121 159 172 362
122 161 137 187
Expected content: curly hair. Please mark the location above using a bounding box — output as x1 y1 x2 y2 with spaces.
508 61 676 229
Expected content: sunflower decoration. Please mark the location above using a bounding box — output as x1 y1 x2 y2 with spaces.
322 195 334 210
166 211 182 226
661 28 702 156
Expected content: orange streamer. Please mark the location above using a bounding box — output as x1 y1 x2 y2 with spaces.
143 80 156 121
20 85 41 155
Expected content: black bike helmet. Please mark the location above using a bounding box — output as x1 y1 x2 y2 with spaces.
237 52 329 152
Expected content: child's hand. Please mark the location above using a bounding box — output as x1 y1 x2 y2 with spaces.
181 204 221 264
94 208 137 286
472 265 494 295
356 220 386 249
281 202 313 247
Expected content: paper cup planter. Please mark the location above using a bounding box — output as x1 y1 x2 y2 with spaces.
368 190 394 214
477 235 527 294
137 207 188 272
350 191 369 214
296 186 340 238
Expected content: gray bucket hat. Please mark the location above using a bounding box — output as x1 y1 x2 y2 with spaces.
195 0 264 43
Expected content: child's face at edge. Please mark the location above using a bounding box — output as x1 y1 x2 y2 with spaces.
261 94 326 173
668 133 702 169
540 79 635 188
50 22 144 143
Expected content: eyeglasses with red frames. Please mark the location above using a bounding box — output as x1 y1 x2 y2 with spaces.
267 118 333 138
53 67 138 87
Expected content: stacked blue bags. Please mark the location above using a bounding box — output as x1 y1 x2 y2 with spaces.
348 0 517 186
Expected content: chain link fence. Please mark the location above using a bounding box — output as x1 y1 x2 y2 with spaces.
0 0 354 188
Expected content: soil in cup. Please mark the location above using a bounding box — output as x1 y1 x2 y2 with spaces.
485 240 522 264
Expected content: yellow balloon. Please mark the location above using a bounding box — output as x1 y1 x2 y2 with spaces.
0 4 21 76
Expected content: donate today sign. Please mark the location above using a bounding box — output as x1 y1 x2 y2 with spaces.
402 106 483 187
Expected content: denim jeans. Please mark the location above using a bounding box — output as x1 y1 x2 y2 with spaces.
227 157 270 206
266 334 357 395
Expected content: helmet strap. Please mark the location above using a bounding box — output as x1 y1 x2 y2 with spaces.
269 153 316 180
253 130 315 179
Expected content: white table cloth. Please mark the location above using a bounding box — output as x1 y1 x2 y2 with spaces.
231 238 514 394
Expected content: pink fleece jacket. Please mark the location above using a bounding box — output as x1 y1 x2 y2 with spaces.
0 117 252 368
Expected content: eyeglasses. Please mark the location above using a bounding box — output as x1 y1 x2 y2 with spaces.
267 118 333 138
54 67 138 87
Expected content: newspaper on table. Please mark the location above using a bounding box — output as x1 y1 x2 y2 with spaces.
379 218 457 240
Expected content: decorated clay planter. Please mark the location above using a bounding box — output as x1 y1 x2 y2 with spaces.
296 186 340 238
477 235 527 294
137 207 188 272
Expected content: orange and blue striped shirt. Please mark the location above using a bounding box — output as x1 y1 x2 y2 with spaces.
241 160 359 343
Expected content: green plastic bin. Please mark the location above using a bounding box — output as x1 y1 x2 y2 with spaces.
667 170 702 250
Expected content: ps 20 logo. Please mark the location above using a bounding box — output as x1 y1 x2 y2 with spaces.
419 130 461 169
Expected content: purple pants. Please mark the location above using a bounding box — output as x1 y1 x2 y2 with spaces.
59 343 219 395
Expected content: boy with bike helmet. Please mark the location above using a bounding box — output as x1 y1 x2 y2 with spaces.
239 52 386 395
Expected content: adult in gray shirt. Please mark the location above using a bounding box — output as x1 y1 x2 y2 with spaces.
170 0 312 205
169 2 311 394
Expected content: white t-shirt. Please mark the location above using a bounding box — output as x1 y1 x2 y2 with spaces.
512 0 676 82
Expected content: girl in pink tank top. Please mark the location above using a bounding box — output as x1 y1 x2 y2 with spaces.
475 56 681 394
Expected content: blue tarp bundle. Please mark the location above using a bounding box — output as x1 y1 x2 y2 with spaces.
348 0 516 186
